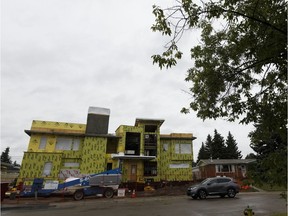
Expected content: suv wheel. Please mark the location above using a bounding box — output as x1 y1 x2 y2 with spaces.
198 190 207 199
227 188 236 198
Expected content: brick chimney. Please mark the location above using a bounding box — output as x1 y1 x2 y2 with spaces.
85 107 110 135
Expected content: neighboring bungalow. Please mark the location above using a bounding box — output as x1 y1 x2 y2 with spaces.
192 159 256 181
1 162 20 184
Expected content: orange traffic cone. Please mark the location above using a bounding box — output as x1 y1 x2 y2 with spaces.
131 189 136 198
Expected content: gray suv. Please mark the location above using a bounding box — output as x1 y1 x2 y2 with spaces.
187 177 240 199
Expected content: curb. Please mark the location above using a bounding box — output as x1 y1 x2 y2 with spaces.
1 203 57 211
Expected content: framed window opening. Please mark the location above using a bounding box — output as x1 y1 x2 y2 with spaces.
144 161 157 176
39 137 47 150
55 137 81 151
144 125 157 133
175 143 192 154
125 132 140 155
42 162 53 176
106 137 118 154
216 164 235 173
163 143 169 152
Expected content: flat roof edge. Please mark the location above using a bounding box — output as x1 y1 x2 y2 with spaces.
88 107 110 115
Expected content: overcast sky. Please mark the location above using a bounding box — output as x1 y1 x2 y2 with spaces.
1 0 255 164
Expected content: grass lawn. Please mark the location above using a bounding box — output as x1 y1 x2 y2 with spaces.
254 183 286 191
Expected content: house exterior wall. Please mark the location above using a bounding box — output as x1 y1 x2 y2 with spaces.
17 111 195 187
199 164 216 179
0 172 18 183
19 152 63 186
115 125 144 155
1 162 20 183
196 162 251 181
18 120 87 186
115 125 146 183
115 126 125 154
215 164 248 179
80 137 107 174
160 135 193 181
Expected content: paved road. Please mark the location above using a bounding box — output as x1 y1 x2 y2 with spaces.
1 192 287 216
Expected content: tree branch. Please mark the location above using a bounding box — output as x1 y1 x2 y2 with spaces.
212 7 286 35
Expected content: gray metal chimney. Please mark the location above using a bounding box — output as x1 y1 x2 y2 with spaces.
85 107 110 135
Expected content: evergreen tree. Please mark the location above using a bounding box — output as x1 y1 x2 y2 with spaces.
13 161 20 167
197 142 210 163
192 159 197 167
225 132 242 159
245 153 256 159
249 132 287 188
1 147 12 164
247 105 287 189
204 134 213 158
211 130 226 159
198 130 244 161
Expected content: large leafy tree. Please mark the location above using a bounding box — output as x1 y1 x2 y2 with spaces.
152 0 287 188
151 0 287 125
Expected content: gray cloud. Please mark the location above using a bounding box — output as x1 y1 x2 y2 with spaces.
1 0 255 163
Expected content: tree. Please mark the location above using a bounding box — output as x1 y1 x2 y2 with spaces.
151 0 287 125
225 132 242 159
197 142 209 163
204 134 213 158
245 153 256 159
211 130 226 159
152 0 287 189
13 161 20 167
197 130 242 161
248 117 287 187
1 147 12 164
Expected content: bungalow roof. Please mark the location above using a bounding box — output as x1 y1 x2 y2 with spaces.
197 159 256 166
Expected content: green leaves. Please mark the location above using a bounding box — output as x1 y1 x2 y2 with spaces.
152 0 287 125
152 42 183 69
151 5 172 36
248 133 287 188
152 0 287 188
